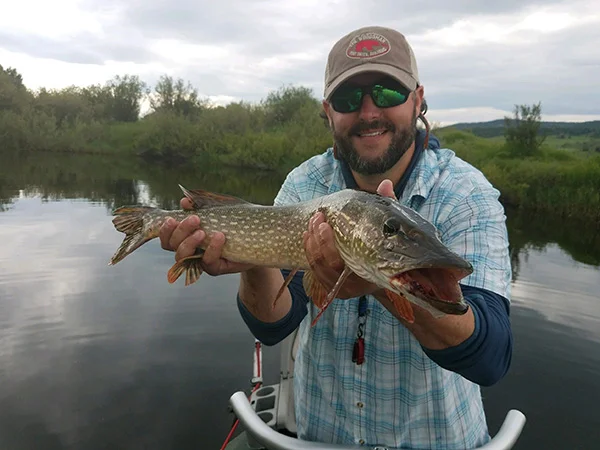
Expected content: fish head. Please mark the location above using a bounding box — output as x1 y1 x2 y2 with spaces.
334 192 473 317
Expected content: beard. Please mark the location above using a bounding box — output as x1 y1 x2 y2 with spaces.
333 108 418 175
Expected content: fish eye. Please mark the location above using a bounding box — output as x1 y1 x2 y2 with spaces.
383 218 401 236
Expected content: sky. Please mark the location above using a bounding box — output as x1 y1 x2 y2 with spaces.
1 0 599 125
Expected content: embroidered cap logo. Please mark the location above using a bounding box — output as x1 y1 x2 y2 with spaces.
346 32 391 59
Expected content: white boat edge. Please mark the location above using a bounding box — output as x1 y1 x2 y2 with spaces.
224 330 526 450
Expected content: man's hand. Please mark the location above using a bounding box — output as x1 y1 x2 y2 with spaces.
302 180 397 299
159 197 254 276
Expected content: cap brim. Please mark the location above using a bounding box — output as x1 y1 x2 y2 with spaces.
324 63 417 100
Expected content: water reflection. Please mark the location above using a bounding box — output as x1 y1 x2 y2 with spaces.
0 195 269 449
0 151 599 449
3 151 599 272
0 151 283 214
482 256 600 449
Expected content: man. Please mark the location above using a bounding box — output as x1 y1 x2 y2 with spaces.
160 26 513 449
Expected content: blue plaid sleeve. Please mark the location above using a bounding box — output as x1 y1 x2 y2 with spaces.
437 183 512 300
421 181 513 386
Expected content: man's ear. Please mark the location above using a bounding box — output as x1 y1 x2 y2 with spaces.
414 85 425 115
322 100 333 128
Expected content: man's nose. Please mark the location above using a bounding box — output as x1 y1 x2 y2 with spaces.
358 94 382 121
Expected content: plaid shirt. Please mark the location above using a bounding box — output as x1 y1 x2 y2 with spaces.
272 144 512 449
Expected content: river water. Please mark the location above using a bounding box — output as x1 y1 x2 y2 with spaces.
0 152 599 450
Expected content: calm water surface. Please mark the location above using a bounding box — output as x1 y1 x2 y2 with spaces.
0 152 599 449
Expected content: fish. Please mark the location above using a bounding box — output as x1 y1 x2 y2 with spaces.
108 184 473 326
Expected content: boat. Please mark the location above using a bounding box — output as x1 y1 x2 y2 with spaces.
222 329 526 450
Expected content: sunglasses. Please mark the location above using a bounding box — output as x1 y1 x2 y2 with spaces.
330 80 411 113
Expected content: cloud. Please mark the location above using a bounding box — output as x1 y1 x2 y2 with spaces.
1 0 599 122
0 31 155 66
413 2 600 117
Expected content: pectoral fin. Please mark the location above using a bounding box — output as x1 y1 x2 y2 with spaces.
305 267 354 327
272 268 299 310
384 289 415 323
302 269 328 310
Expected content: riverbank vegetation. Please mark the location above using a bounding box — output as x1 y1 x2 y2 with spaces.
1 64 599 220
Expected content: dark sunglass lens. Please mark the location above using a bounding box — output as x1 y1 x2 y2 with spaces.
371 85 408 107
331 87 363 113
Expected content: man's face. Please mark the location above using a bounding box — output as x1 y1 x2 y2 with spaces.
324 73 423 175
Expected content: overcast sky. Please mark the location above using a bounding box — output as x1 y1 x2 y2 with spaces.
1 0 599 125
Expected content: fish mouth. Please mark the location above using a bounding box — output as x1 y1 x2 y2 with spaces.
390 267 470 315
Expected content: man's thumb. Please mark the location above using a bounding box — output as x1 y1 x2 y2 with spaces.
376 179 396 200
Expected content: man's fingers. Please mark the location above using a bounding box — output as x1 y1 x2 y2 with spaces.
305 233 324 267
202 232 226 266
309 211 324 233
304 214 326 267
316 222 344 269
159 217 178 250
175 229 205 262
304 214 344 275
309 212 343 267
169 215 200 250
180 197 194 210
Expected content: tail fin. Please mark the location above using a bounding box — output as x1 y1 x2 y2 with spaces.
108 206 161 265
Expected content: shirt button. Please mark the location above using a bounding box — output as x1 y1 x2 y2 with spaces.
357 401 364 408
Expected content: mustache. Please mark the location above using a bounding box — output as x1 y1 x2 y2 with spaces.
349 119 396 135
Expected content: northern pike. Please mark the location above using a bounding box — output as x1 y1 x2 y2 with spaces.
108 185 473 325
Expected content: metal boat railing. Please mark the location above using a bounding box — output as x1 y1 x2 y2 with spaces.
229 391 526 450
227 331 526 450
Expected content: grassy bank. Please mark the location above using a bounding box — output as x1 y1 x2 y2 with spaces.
435 128 600 220
1 63 599 221
3 106 600 221
0 97 333 174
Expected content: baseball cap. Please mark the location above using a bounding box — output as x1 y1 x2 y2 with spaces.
323 26 420 100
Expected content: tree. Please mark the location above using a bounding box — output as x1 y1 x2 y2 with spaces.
262 85 319 128
34 86 93 127
503 102 546 156
149 75 208 117
78 75 146 122
104 74 146 122
0 65 31 113
80 84 110 121
0 64 24 89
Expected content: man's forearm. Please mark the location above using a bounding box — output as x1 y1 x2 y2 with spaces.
239 267 293 323
405 309 475 349
375 285 512 386
238 269 308 346
374 290 475 349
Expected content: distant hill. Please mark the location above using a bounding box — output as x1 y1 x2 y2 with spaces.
439 119 600 138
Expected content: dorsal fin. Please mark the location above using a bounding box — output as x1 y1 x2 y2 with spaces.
178 184 250 209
